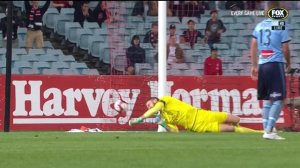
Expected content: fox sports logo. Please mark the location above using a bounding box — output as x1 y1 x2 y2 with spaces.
267 8 289 20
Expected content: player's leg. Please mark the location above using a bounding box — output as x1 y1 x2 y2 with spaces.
262 100 272 131
218 124 263 133
265 63 285 133
261 63 286 140
224 113 240 125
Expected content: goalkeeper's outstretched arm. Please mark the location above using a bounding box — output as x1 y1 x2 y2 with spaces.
129 102 164 125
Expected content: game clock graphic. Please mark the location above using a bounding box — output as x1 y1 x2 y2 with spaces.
271 21 286 30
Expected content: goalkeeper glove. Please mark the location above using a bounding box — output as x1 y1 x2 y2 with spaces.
128 117 143 126
155 114 168 129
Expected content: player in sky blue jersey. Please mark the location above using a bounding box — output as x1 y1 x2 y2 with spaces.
250 1 291 140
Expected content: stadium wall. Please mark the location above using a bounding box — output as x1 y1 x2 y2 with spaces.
0 75 298 131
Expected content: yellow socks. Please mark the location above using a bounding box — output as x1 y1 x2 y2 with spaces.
234 126 264 133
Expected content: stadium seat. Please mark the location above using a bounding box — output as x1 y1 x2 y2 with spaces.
291 17 300 24
189 63 203 70
46 49 64 56
222 30 238 37
184 53 196 63
170 63 189 70
76 29 93 49
145 16 158 23
14 61 32 72
88 36 105 55
17 27 27 48
39 54 58 63
135 63 152 75
230 23 246 30
129 16 144 23
0 48 6 55
83 22 100 32
59 55 76 66
28 49 45 55
60 8 75 19
222 17 234 24
54 15 73 35
65 22 82 42
239 30 252 37
200 16 210 24
51 62 70 69
0 13 5 20
291 44 300 50
89 41 104 59
89 1 99 10
32 61 51 71
183 69 201 76
254 17 265 23
218 10 231 17
236 17 253 24
100 43 115 64
22 68 40 75
61 69 80 75
232 37 246 44
182 17 199 24
43 8 59 29
42 41 54 50
81 69 99 75
102 48 114 64
112 54 127 74
12 48 27 55
70 62 88 69
11 54 20 62
42 68 61 75
20 54 39 62
12 66 21 74
213 43 229 50
196 23 206 30
223 69 239 76
167 69 183 76
247 23 256 30
13 1 25 11
167 17 180 24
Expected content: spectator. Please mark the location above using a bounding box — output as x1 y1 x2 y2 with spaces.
147 1 158 16
0 8 18 40
74 1 94 27
155 35 185 64
167 35 185 65
24 0 50 51
181 19 204 49
72 1 85 12
132 1 144 17
167 1 173 16
51 1 73 12
205 10 226 50
143 21 158 48
204 48 222 75
167 24 180 44
126 35 146 75
93 1 112 28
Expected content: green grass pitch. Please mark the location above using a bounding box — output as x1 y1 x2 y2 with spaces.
0 132 299 168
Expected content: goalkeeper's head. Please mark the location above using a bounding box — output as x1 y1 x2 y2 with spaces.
146 97 159 110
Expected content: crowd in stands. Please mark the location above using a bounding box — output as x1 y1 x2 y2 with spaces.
0 1 299 76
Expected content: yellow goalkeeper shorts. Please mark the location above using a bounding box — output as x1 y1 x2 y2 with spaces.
191 109 228 133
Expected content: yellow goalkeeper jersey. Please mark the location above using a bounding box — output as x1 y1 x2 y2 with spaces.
143 96 198 131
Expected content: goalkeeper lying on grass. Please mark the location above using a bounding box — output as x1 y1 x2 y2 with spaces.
129 96 263 133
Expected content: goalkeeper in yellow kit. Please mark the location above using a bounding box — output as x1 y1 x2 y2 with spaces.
129 96 263 133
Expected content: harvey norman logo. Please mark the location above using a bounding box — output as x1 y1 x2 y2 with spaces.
267 8 289 20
